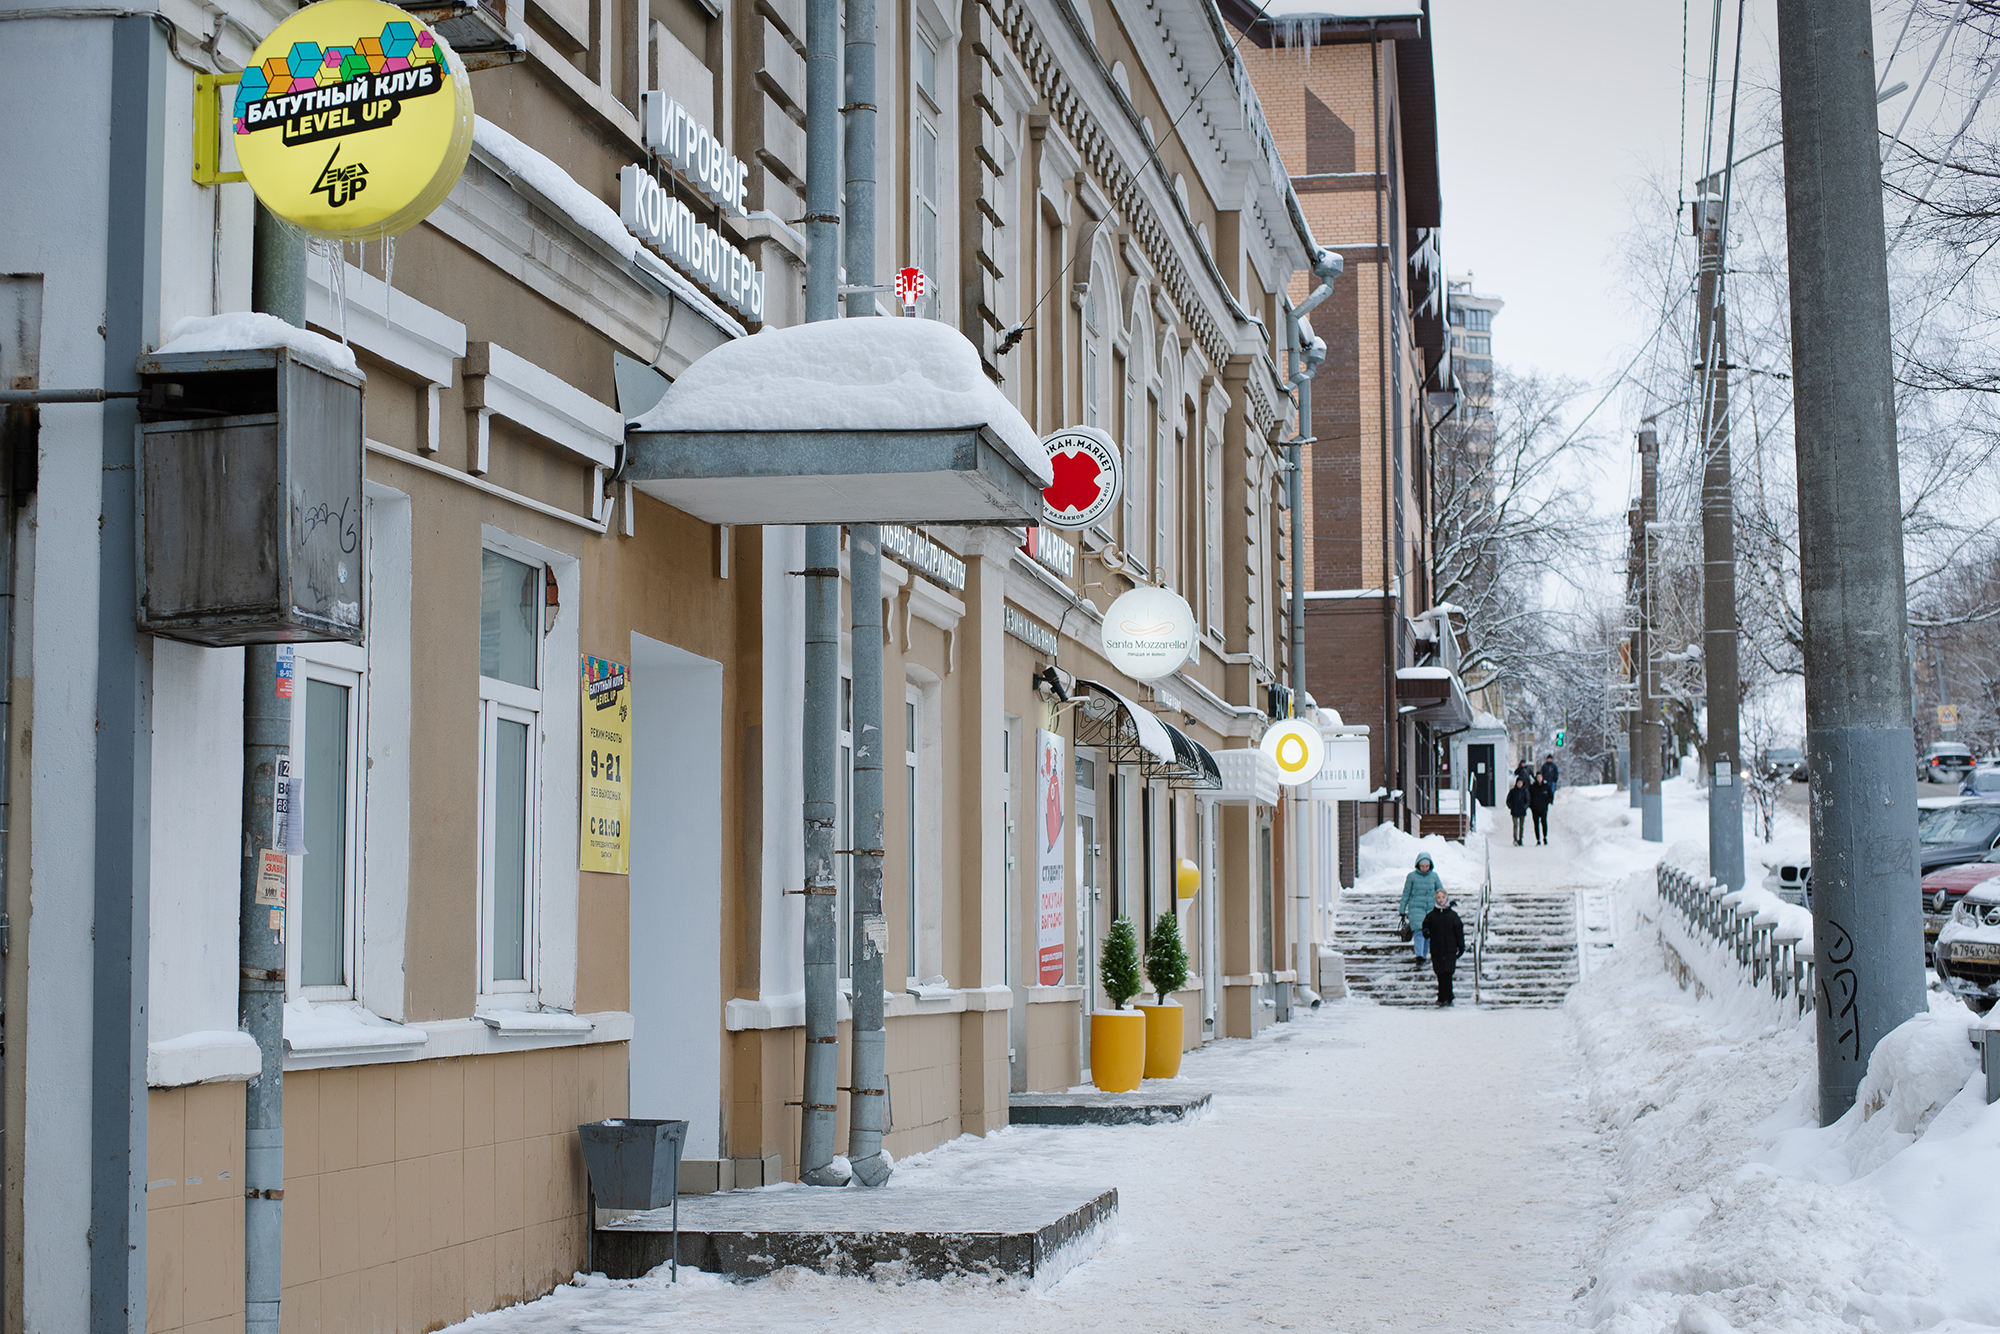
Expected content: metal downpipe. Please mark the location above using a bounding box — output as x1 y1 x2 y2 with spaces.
841 0 891 1188
800 523 845 1185
1284 248 1336 1008
240 200 302 1334
798 0 847 1187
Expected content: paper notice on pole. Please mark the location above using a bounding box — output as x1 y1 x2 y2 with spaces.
255 848 288 907
1036 728 1066 986
580 656 632 874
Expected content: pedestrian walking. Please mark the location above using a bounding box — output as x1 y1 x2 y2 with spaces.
1527 775 1552 845
1422 888 1466 1007
1540 753 1560 796
1505 776 1530 846
1513 759 1534 786
1400 854 1443 967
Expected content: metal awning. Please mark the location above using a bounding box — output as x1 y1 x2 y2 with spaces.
1073 680 1220 790
622 318 1053 526
1396 666 1474 734
624 425 1043 525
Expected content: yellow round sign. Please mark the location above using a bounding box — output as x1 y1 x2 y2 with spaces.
234 0 473 240
1260 719 1325 785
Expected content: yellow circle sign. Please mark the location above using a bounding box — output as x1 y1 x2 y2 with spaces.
234 0 474 240
1260 719 1324 785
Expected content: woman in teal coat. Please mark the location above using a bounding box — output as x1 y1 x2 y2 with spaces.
1400 854 1444 966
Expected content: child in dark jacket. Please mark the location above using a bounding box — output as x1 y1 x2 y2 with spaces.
1422 889 1466 1007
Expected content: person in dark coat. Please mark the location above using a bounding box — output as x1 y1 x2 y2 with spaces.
1527 776 1553 845
1540 754 1560 795
1422 888 1466 1006
1505 776 1530 846
1514 760 1535 786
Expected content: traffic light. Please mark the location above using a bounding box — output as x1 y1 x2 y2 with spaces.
1554 729 1567 748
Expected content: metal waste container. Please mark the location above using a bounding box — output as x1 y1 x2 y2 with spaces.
578 1118 687 1277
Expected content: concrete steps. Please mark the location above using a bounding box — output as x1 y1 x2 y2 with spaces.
1336 889 1579 1008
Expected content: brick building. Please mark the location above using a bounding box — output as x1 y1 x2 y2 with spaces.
1224 0 1467 858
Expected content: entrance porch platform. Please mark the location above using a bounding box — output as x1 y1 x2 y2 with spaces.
593 1185 1117 1284
1007 1083 1212 1126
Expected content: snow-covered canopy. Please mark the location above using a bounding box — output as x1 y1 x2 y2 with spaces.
155 312 359 378
632 318 1053 488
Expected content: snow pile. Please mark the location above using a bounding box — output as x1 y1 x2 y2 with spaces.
631 318 1055 487
155 312 359 377
1574 862 2000 1331
1354 818 1486 894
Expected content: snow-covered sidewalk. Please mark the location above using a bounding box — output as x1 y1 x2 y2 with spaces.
449 778 2000 1333
451 1005 1610 1333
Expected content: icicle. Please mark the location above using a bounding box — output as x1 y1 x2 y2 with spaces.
318 237 350 345
382 233 395 326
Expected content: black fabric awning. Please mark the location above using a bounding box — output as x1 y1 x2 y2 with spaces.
1073 680 1220 790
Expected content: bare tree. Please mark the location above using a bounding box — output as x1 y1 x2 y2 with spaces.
1429 367 1607 690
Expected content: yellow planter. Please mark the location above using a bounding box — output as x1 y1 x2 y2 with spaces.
1137 1001 1184 1080
1089 1010 1147 1092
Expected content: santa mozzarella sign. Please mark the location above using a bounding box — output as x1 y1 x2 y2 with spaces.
1100 585 1195 681
1040 427 1122 531
234 0 474 239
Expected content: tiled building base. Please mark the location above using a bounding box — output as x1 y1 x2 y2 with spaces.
145 1041 627 1333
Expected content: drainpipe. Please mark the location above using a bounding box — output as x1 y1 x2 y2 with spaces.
842 0 891 1188
1284 248 1335 1011
798 0 846 1187
1369 22 1396 830
0 335 15 1329
240 201 301 1334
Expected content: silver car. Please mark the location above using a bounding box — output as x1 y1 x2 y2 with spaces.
1935 879 2000 1014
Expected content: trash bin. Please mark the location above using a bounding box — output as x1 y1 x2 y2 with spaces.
578 1118 687 1278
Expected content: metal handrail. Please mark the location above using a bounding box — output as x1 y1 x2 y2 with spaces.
1654 861 1815 1014
1473 842 1493 1006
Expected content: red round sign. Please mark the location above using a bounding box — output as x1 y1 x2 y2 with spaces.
1039 426 1122 531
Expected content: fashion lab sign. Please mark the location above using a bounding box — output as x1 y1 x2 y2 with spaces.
619 91 765 321
233 0 475 239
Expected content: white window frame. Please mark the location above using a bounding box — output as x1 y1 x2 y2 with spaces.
287 645 367 1002
477 545 547 1001
1205 431 1222 637
912 23 946 322
905 686 922 983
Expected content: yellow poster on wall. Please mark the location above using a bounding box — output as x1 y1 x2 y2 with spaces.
233 0 474 239
580 656 630 873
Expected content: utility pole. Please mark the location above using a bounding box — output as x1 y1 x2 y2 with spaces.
1638 427 1662 842
1694 191 1744 890
238 200 302 1334
1627 503 1641 809
1774 0 1926 1122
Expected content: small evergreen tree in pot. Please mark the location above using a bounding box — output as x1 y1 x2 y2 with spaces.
1146 910 1189 1003
1102 917 1142 1009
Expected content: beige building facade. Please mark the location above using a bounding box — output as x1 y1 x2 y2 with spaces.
0 0 1343 1328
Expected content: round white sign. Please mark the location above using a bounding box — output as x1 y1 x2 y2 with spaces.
1100 586 1195 680
1040 426 1123 531
1260 719 1325 785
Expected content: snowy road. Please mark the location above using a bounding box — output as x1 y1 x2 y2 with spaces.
455 993 1613 1333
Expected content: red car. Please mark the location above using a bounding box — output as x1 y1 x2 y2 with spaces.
1921 849 2000 961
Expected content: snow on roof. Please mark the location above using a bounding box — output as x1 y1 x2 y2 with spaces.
155 312 359 378
471 116 746 339
1251 0 1423 20
1472 710 1505 731
633 318 1054 487
1396 665 1454 681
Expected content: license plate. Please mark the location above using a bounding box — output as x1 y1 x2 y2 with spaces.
1925 914 1947 934
1954 940 2000 960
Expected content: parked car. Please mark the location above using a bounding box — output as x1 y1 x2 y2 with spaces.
1919 849 2000 963
1920 741 1976 784
1960 764 2000 797
1764 747 1805 782
1934 877 2000 1013
1918 799 2000 875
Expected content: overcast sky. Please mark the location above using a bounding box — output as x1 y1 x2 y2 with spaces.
1431 1 1702 389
